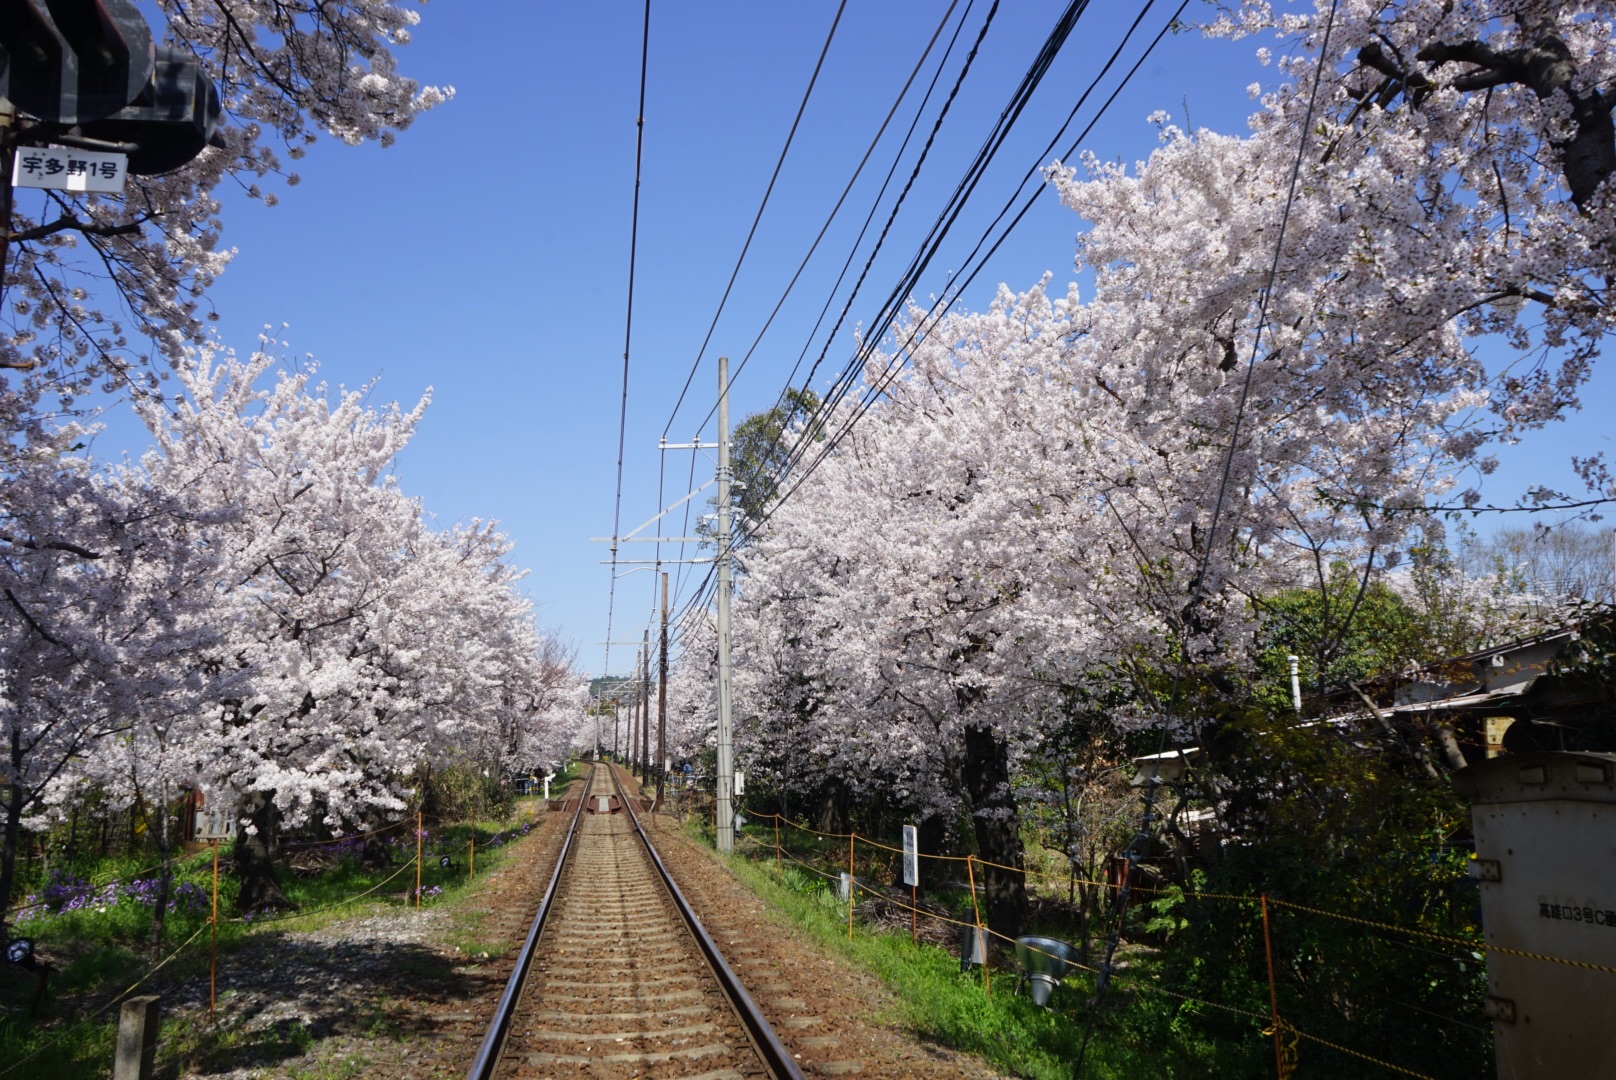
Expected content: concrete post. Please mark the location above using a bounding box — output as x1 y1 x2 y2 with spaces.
114 995 160 1080
716 355 735 853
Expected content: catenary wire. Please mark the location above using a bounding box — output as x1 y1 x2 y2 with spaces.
661 0 1003 631
668 0 1180 658
602 0 654 680
659 0 850 442
740 0 1167 541
668 0 1121 656
685 0 972 438
734 0 1112 514
666 0 971 595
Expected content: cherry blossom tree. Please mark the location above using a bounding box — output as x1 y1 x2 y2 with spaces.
0 428 231 938
1 1 449 409
722 1 1616 939
110 344 570 910
1188 0 1615 502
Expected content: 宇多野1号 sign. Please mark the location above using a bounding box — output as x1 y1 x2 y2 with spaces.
13 147 128 194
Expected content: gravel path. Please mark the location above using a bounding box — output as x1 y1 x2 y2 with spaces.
171 803 572 1079
162 773 1002 1078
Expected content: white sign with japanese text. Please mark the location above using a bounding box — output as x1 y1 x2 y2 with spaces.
194 806 236 841
13 147 128 194
902 824 919 886
192 790 237 841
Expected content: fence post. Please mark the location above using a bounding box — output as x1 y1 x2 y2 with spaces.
469 835 475 881
415 811 422 909
774 815 781 875
1260 893 1285 1079
967 855 989 995
113 995 160 1080
209 839 219 1025
847 833 856 941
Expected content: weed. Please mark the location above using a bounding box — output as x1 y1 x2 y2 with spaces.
708 827 1242 1079
0 807 545 1076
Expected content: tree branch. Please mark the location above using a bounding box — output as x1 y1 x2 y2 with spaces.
0 533 104 560
8 215 145 245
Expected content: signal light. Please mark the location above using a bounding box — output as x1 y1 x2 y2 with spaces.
0 0 155 126
81 49 224 175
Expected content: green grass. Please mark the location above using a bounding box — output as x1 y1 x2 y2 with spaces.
704 820 1257 1080
0 801 551 1078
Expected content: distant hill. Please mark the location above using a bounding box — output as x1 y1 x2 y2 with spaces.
590 675 633 697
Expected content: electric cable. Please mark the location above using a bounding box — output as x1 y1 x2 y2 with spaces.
659 0 850 442
686 0 973 439
1072 2 1342 1071
664 0 1183 675
666 0 1095 663
660 0 981 621
736 0 1121 516
602 0 654 681
741 0 1178 542
662 0 997 633
767 0 1007 467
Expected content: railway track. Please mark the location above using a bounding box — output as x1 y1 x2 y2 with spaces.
468 762 804 1080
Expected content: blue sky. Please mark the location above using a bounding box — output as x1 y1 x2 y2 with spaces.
89 1 1615 677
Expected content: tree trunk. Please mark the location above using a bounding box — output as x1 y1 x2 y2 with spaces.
916 813 947 897
361 808 395 870
149 780 173 953
233 791 288 913
814 779 849 835
962 723 1028 940
0 729 24 944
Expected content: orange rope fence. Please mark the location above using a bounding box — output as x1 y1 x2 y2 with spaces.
745 803 1609 976
730 803 1530 1080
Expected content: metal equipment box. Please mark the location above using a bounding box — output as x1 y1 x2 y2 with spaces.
1454 751 1616 1079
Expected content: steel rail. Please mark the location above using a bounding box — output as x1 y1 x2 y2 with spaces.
611 764 806 1080
464 761 593 1080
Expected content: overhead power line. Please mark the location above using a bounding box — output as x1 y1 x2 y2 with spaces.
667 0 1096 658
739 0 1119 538
687 0 974 438
602 0 654 680
664 0 972 613
659 0 851 442
665 0 1187 661
759 0 1186 519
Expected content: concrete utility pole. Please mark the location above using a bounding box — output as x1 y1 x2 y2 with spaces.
656 571 669 807
716 356 736 853
613 702 621 761
640 628 651 782
630 650 642 772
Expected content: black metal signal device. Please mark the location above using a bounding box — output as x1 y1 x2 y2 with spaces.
0 0 222 176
